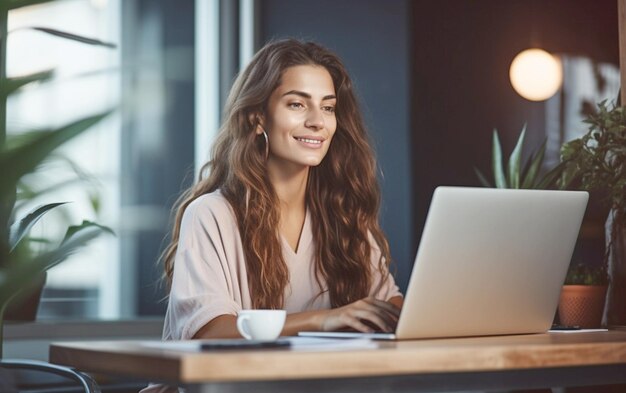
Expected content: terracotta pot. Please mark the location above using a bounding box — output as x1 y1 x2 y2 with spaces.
558 285 607 328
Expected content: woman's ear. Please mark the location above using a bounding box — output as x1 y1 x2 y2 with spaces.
249 113 266 135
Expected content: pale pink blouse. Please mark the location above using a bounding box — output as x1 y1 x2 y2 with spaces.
163 190 402 341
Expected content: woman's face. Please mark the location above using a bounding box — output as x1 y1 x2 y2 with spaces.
260 65 337 174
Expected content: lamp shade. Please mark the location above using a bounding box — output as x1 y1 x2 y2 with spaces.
509 48 563 101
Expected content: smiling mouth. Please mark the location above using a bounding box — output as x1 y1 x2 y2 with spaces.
294 137 323 145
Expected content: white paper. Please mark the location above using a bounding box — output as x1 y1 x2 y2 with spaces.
139 337 379 352
141 340 202 351
285 336 379 351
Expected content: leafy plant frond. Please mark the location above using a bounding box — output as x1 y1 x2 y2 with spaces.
61 220 114 245
491 130 507 188
4 70 53 97
536 160 569 190
474 168 492 188
507 124 526 189
521 139 547 188
479 126 561 190
12 27 116 48
561 101 626 221
9 202 67 251
5 0 54 11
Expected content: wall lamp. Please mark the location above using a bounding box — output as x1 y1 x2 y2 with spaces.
509 48 563 101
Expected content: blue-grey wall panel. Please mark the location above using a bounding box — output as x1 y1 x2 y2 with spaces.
261 0 412 290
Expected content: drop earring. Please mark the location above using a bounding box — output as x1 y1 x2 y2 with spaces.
261 130 269 160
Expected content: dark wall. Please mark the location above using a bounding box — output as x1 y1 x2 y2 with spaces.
260 0 413 290
411 0 619 251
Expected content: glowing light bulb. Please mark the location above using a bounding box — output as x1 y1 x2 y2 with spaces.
509 49 563 101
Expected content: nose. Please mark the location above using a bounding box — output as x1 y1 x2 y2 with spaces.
304 107 325 130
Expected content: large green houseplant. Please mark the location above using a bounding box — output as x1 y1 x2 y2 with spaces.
0 0 115 357
561 100 626 327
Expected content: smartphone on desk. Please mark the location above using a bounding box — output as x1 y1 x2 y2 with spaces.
200 338 291 350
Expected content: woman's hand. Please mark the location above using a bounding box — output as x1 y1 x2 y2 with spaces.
320 297 400 333
192 296 404 338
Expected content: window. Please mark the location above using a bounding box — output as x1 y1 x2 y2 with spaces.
8 0 122 319
7 0 249 321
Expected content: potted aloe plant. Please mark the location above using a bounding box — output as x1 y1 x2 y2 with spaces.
560 100 626 327
0 0 115 358
475 125 567 189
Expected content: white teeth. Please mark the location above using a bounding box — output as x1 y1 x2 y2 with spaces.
295 137 322 144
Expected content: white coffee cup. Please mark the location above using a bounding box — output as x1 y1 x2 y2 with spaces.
236 309 286 340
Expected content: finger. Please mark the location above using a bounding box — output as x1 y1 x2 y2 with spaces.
359 298 400 322
342 315 377 333
351 300 397 327
351 309 393 332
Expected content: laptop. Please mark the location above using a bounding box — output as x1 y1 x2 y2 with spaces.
299 186 588 340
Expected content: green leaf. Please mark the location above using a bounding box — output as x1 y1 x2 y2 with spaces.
556 161 578 190
89 192 101 215
25 237 53 245
9 202 67 251
0 111 112 197
561 139 584 161
24 27 116 48
507 125 526 189
521 139 547 189
3 70 54 97
536 160 569 189
520 151 534 183
491 130 507 188
474 167 492 187
61 220 114 245
5 0 54 10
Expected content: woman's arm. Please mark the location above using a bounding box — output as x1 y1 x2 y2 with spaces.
193 297 402 339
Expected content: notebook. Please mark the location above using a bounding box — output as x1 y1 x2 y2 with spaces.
299 186 588 340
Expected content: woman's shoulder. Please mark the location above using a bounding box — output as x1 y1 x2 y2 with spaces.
183 190 237 225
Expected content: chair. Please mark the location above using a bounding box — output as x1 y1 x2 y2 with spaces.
0 359 101 393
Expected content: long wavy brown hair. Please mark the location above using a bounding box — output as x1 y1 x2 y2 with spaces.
163 39 392 309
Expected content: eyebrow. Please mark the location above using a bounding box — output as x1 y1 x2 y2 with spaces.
282 90 336 101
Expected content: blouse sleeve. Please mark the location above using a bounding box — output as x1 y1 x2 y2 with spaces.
165 195 244 340
368 234 403 301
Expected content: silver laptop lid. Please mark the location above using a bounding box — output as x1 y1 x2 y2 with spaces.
396 187 588 339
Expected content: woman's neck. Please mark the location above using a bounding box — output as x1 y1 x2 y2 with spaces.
267 160 309 252
267 160 309 212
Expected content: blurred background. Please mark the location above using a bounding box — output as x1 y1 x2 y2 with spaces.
6 0 621 322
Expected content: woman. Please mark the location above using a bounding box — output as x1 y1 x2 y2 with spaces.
163 39 403 341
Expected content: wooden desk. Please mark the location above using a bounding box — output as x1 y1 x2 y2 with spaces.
50 331 626 393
